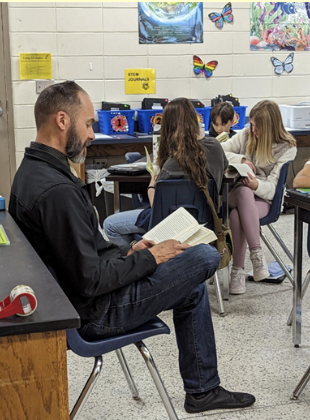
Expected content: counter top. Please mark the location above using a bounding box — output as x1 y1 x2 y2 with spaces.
0 212 80 337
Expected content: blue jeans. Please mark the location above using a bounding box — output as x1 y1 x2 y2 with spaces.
104 209 145 246
82 244 221 393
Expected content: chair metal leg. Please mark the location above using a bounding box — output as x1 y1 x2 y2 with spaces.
70 355 103 420
221 266 230 300
213 271 225 316
260 228 294 285
116 348 140 400
267 224 293 262
291 365 310 400
135 341 179 420
287 270 310 326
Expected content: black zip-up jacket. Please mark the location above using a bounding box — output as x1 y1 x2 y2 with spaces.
9 147 157 324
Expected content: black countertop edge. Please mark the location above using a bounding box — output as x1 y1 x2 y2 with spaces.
0 317 80 338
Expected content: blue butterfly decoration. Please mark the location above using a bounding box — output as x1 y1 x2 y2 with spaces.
270 53 294 76
208 2 233 30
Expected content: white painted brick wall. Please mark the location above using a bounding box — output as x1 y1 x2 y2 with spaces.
8 1 310 160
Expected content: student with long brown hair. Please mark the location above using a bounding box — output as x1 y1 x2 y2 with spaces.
104 97 228 246
222 100 297 294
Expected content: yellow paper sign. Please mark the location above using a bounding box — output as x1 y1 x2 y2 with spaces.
125 69 156 94
20 53 52 80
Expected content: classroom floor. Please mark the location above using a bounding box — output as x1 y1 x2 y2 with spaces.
67 212 310 420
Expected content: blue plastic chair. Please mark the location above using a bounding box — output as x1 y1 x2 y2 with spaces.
67 317 179 420
142 178 225 316
125 152 149 209
148 179 216 230
259 162 294 285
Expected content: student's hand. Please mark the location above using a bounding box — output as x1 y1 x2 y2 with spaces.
148 239 190 265
127 239 156 255
241 158 256 174
243 173 258 190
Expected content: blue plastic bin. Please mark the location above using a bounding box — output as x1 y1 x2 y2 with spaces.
232 106 247 129
195 107 212 128
97 110 135 135
137 109 164 133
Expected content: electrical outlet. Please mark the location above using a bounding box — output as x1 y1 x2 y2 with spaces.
94 158 108 166
36 80 54 94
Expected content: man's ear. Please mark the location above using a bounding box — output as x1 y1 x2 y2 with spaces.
55 111 70 131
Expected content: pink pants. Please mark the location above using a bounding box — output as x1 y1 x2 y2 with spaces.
229 185 271 269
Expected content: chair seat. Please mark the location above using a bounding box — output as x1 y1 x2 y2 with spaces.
67 316 170 358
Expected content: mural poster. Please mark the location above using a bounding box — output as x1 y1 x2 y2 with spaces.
250 2 310 51
138 2 203 44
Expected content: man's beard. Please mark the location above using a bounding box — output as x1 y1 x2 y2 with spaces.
65 123 91 164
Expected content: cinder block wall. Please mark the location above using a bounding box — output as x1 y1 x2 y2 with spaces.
8 2 310 167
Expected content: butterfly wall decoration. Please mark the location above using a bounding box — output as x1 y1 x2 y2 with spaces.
270 53 294 75
193 55 218 78
208 2 234 29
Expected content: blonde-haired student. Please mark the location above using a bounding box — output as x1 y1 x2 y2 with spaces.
222 100 297 294
293 159 310 188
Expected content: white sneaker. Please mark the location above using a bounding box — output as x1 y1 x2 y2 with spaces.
250 248 269 281
229 267 246 294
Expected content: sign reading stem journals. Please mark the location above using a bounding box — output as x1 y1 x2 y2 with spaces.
20 53 52 80
125 68 156 94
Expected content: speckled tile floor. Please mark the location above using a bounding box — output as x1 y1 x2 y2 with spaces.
67 212 310 419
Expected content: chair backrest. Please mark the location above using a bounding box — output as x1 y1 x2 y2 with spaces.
148 179 216 230
125 152 142 164
260 161 291 226
124 152 149 209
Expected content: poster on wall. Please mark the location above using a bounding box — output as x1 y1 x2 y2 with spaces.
20 53 52 79
125 69 156 94
138 2 203 44
250 2 310 51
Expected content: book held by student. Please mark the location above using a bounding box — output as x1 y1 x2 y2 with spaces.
226 163 255 178
143 207 217 246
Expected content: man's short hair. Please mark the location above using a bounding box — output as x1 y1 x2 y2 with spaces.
211 102 234 124
34 81 88 130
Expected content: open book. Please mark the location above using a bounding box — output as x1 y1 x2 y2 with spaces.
143 207 217 246
216 132 229 143
227 163 255 178
144 146 159 176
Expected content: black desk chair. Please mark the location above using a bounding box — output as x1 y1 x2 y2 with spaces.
67 317 179 420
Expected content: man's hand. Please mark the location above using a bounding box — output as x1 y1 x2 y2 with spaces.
148 239 190 265
241 158 256 174
242 173 258 190
127 239 156 256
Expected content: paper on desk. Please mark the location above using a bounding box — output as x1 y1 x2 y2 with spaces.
95 133 113 140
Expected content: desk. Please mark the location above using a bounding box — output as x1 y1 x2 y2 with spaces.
0 212 80 420
284 192 310 347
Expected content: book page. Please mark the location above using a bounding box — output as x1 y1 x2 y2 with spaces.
227 163 255 178
185 226 217 246
143 207 198 244
177 224 203 244
144 146 155 175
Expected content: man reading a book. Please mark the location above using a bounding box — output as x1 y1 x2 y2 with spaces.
9 81 255 414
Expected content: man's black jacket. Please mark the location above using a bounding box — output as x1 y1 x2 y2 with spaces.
9 147 157 324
